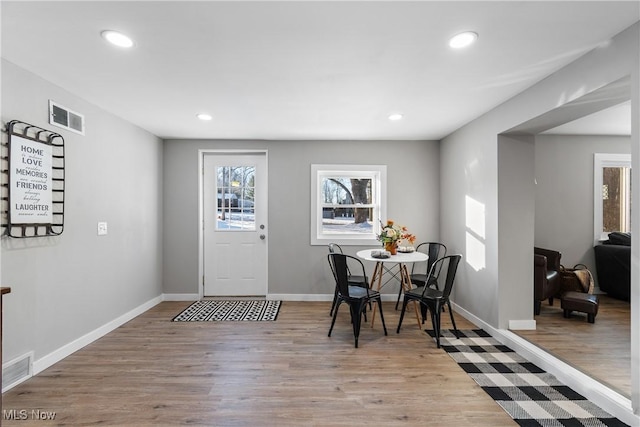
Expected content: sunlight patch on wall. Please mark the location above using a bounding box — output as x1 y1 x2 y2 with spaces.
465 232 486 271
465 195 486 271
465 195 486 238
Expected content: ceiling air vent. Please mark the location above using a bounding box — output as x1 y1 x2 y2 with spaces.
49 100 85 135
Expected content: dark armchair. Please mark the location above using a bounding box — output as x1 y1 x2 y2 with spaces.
593 232 630 301
534 247 561 315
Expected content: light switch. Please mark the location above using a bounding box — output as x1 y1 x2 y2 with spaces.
97 222 108 236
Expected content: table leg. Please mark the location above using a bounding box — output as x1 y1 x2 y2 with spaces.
399 264 422 329
370 262 383 328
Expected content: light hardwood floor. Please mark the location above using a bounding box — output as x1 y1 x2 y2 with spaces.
514 294 631 397
2 301 516 426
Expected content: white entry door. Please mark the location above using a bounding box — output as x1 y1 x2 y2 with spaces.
203 152 267 296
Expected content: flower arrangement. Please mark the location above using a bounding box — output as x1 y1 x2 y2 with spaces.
377 220 416 246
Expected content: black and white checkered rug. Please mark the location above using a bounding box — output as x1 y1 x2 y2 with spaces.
427 329 628 427
172 300 281 322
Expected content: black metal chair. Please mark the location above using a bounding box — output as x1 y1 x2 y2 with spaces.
395 242 447 310
328 253 387 348
328 243 368 316
396 254 462 348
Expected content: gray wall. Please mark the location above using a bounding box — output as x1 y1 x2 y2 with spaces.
534 134 631 281
163 139 440 297
440 23 639 330
1 16 637 417
498 134 536 328
1 60 164 366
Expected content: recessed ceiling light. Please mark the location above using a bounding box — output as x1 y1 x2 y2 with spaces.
449 31 478 49
388 113 403 121
197 113 213 121
101 30 134 48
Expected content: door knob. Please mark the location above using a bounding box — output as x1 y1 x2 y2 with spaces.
260 234 266 240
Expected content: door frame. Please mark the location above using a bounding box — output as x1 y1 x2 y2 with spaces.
197 149 269 299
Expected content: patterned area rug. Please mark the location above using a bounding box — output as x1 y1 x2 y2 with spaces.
427 329 628 427
172 300 281 322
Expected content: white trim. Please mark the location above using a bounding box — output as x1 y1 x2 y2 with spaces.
198 150 204 299
268 293 408 302
508 319 536 330
593 153 631 244
198 149 269 299
310 164 387 246
268 293 333 302
162 293 200 301
32 295 162 376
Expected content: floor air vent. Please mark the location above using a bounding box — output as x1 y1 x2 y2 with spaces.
3 352 33 392
49 100 85 135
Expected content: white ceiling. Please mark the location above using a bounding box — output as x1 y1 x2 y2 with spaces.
1 1 637 141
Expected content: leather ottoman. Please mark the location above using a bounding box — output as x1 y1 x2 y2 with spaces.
561 291 599 323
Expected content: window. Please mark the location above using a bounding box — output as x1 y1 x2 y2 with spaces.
594 153 631 242
216 165 256 230
311 164 386 245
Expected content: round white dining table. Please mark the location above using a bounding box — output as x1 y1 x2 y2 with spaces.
356 249 428 329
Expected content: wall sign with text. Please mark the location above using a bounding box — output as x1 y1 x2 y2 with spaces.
4 120 65 238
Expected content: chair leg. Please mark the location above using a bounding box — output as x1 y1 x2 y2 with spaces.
328 300 341 337
428 304 441 348
376 297 388 336
329 287 338 316
396 297 410 333
447 300 459 339
534 300 541 315
395 285 403 310
420 304 428 324
351 303 363 348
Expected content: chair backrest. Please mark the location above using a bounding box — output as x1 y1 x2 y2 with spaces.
328 253 368 298
424 254 461 299
327 251 338 283
329 243 359 277
412 242 447 276
534 247 561 272
328 243 344 254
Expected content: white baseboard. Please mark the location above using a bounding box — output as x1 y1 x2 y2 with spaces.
31 295 163 378
162 293 200 301
267 293 399 302
508 319 536 330
267 294 332 301
162 293 400 303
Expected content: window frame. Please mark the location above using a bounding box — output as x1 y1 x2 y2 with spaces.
594 153 631 243
215 164 256 231
310 164 386 246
